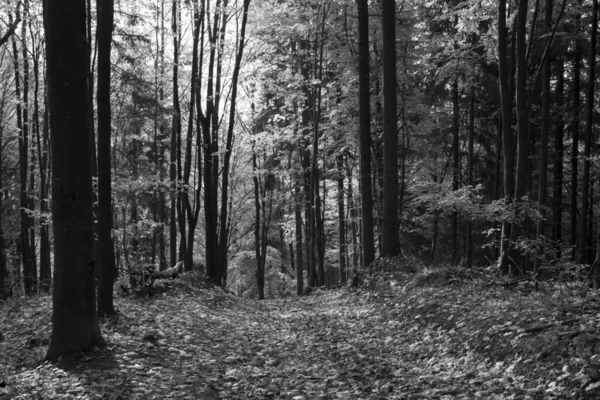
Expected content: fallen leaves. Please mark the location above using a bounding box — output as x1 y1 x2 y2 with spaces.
2 267 600 399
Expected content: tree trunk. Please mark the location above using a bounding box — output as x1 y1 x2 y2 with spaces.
497 0 515 272
44 0 104 360
24 0 37 291
580 0 597 264
571 7 581 261
466 88 475 268
97 0 116 317
294 170 304 295
31 18 51 292
217 0 251 288
170 0 180 269
347 164 359 274
552 57 564 258
337 154 347 283
0 89 6 299
381 0 399 258
10 5 34 294
451 79 460 265
510 0 530 272
356 0 375 266
535 0 553 278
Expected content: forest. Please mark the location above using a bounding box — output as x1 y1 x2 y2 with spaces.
2 0 600 398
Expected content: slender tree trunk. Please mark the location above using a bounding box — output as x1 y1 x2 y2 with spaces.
466 88 475 268
337 154 347 283
451 79 460 265
97 0 116 317
31 18 50 292
580 0 597 264
553 57 564 258
356 0 375 266
571 8 581 261
10 5 34 294
24 0 37 291
381 0 399 257
0 92 5 298
535 0 553 279
510 0 530 272
294 170 304 295
217 0 251 287
44 0 104 360
348 168 359 273
170 0 180 269
497 0 516 272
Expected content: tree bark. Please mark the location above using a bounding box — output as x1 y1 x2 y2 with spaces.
571 6 581 261
0 85 6 299
535 0 553 277
381 0 400 257
580 0 597 264
356 0 375 267
552 57 564 258
466 88 475 268
497 0 515 272
451 79 460 265
337 154 347 283
44 0 104 360
294 169 304 295
10 5 34 294
170 0 181 269
381 0 399 257
97 0 116 317
510 0 530 268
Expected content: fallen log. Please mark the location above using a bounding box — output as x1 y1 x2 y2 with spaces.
152 261 184 281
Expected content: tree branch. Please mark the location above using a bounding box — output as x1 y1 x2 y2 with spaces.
0 16 21 48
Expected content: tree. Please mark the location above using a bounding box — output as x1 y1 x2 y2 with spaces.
96 0 116 317
201 0 251 287
580 0 597 264
356 0 375 267
44 0 104 361
381 0 399 257
535 0 553 277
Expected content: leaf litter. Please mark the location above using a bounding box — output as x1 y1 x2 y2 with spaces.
1 266 600 399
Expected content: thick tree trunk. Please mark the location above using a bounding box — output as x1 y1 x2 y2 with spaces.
97 0 116 317
356 0 375 266
44 0 104 360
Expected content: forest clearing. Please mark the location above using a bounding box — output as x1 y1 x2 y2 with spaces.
2 260 600 400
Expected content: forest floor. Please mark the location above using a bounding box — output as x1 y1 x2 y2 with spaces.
2 261 600 399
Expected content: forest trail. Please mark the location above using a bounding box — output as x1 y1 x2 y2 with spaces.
2 270 600 399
